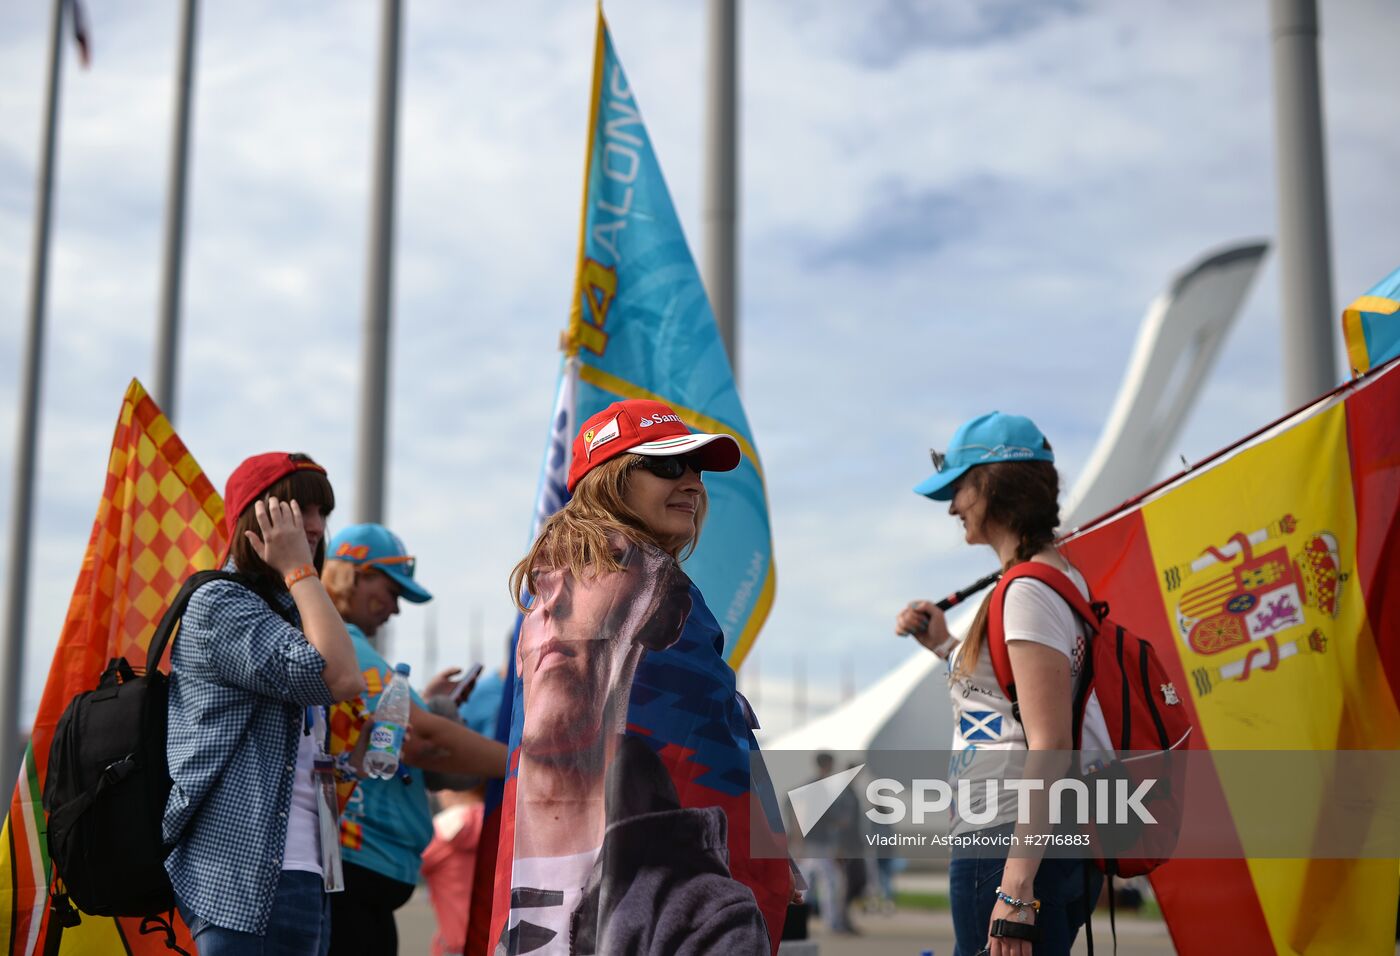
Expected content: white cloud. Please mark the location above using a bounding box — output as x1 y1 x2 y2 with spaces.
0 0 1396 726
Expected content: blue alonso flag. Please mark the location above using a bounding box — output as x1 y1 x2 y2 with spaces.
554 9 775 668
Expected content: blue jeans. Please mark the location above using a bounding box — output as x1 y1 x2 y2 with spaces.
797 854 853 931
949 830 1101 956
177 870 331 956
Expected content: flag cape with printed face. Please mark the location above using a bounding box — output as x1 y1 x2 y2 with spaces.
1058 355 1400 954
564 9 774 670
487 546 790 955
0 380 222 955
463 360 577 956
1343 264 1400 376
466 13 789 954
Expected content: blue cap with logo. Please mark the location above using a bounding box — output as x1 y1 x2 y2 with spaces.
913 411 1055 501
327 523 433 604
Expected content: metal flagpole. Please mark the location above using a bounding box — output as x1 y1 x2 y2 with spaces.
702 0 738 380
152 0 199 422
356 0 402 523
2 0 68 785
1269 0 1337 405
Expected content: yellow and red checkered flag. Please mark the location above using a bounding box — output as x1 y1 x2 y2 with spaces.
0 379 223 955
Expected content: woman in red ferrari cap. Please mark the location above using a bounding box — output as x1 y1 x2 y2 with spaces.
163 452 367 955
499 399 791 956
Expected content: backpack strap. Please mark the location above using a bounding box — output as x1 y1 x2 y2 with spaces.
145 570 297 674
45 754 139 835
986 561 1105 714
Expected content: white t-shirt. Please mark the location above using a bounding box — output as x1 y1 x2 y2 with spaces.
508 850 598 956
282 721 322 874
946 560 1113 835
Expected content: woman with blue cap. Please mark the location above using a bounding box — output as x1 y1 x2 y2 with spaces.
896 412 1107 956
320 523 506 955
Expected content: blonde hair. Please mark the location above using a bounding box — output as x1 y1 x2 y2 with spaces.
509 454 707 613
321 560 390 619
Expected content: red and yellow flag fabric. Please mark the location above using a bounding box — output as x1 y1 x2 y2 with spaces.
1060 356 1400 954
0 380 223 955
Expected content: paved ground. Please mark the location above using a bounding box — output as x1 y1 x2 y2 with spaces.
397 861 1400 955
799 907 1177 956
398 890 438 954
394 884 1180 955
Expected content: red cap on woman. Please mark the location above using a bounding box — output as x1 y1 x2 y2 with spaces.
567 399 740 492
219 453 328 558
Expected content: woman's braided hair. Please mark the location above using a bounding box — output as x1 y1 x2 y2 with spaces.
953 454 1060 678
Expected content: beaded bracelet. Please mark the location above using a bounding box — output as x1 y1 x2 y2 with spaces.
284 564 318 589
995 888 1041 911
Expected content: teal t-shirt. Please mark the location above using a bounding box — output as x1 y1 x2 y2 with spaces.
339 624 434 886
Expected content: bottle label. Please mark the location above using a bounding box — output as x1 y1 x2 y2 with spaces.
367 721 404 754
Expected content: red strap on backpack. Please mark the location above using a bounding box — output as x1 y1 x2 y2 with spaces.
986 561 1104 717
987 561 1192 887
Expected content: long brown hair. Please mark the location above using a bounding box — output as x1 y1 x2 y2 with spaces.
953 456 1060 677
229 454 335 593
510 454 708 612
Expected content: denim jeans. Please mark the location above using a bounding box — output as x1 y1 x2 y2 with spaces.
949 828 1101 956
797 854 853 931
177 869 331 956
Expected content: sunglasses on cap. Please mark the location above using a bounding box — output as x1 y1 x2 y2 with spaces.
633 454 705 481
928 443 1043 472
361 554 417 577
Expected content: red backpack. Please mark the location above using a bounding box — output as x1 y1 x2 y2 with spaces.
987 562 1192 877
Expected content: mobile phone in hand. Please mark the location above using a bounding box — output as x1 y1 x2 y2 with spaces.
452 663 485 706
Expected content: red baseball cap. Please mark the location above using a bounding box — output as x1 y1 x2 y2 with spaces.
223 452 328 541
566 399 741 492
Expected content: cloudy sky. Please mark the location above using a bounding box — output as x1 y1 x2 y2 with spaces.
2 0 1397 737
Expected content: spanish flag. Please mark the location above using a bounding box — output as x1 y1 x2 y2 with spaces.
0 380 222 955
1061 338 1400 953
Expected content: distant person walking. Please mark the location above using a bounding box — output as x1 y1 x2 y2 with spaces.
896 413 1105 956
795 753 857 935
419 686 502 956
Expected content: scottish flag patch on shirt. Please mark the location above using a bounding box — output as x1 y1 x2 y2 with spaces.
959 710 1004 742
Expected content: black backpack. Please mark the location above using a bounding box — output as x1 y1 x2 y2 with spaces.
42 569 292 932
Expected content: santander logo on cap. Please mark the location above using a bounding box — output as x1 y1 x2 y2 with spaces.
565 398 741 494
638 412 683 428
568 400 690 491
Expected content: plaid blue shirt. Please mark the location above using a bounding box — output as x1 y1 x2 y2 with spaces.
162 572 333 934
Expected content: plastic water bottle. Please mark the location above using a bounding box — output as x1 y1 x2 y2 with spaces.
364 663 411 780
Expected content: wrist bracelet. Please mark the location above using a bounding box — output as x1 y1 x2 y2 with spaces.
284 564 318 589
995 888 1040 911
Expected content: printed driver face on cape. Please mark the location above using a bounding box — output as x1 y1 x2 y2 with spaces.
517 536 691 762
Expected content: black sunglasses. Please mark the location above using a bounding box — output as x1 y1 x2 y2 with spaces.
634 454 705 480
